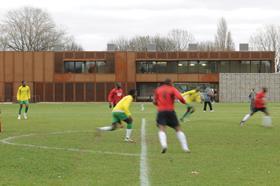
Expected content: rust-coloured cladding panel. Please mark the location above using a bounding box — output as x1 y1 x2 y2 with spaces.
54 52 64 73
106 82 115 100
86 83 95 101
230 52 239 59
147 52 156 59
220 52 229 59
0 52 4 82
4 52 14 82
4 83 13 102
96 83 105 101
251 52 260 59
96 74 115 82
115 52 126 82
178 74 199 82
23 52 33 81
198 74 219 82
45 52 54 82
189 52 199 59
157 52 167 59
126 52 136 82
85 52 95 59
136 52 146 59
74 74 95 82
167 52 177 59
157 74 178 82
54 74 75 82
45 83 54 102
64 52 74 59
65 83 74 101
75 83 85 102
14 52 24 81
240 52 250 59
136 74 157 82
96 52 105 59
210 52 219 59
34 82 44 102
127 82 136 93
0 82 3 101
199 52 209 59
74 52 84 59
34 52 44 82
55 83 64 102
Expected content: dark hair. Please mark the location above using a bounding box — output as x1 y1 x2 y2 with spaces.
115 82 121 88
22 80 26 84
128 89 136 96
262 87 267 93
163 78 172 85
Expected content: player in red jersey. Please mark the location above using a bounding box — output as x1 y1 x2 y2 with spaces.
153 79 190 153
240 87 270 126
108 82 124 108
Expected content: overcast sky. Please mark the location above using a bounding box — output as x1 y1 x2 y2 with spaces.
1 0 280 50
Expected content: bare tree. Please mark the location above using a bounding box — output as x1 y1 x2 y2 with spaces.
197 41 216 51
0 7 82 51
214 17 235 51
250 24 280 71
168 29 195 51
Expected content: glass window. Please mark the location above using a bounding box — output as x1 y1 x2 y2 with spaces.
208 61 218 73
157 62 167 73
75 62 85 73
136 61 157 73
85 62 96 73
220 61 230 73
189 61 198 73
230 61 240 73
64 62 75 73
166 62 177 73
199 61 209 73
260 61 271 73
136 83 158 101
178 61 188 73
251 61 261 73
96 61 114 73
241 61 250 73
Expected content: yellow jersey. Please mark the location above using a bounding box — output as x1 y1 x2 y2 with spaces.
182 89 201 103
112 95 133 116
17 85 31 101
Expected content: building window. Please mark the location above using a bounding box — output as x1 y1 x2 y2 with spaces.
241 61 250 73
199 61 209 73
189 61 198 73
260 61 271 73
230 61 241 73
136 83 158 101
136 61 157 73
157 62 168 73
96 61 114 73
85 62 96 73
178 61 188 73
208 61 218 73
64 62 75 73
220 61 230 73
251 61 261 73
75 62 85 73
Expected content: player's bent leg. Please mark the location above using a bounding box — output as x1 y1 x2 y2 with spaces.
174 126 190 153
123 116 135 142
18 104 23 120
24 104 29 119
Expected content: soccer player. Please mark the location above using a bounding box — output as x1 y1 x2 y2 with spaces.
17 80 31 120
98 89 136 142
248 88 256 112
240 87 270 126
108 82 124 108
154 79 190 153
180 88 201 122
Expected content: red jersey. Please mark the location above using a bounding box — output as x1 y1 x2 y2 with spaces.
254 91 266 108
108 88 124 105
154 85 186 111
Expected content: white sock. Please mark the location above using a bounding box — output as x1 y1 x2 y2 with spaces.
242 114 251 122
126 129 132 139
176 131 189 151
158 131 167 149
99 126 113 131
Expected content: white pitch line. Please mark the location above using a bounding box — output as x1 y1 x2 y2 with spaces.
140 118 149 186
0 132 139 157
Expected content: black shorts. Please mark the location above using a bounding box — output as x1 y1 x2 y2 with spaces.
252 107 267 114
156 111 179 128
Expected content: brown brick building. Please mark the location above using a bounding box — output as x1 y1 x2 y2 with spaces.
0 51 275 102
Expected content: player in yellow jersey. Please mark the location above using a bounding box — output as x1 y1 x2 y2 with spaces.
180 88 201 122
17 80 31 120
98 89 136 142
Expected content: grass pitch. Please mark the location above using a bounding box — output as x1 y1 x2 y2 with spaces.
0 102 280 186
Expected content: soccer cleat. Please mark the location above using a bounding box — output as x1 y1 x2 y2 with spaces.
210 110 214 112
17 115 21 120
23 113 27 119
161 148 167 154
124 138 135 143
240 121 245 127
203 110 206 112
184 149 191 153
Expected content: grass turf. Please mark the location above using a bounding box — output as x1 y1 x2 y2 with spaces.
0 102 280 185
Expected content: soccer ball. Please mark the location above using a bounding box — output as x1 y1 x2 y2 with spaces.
262 116 272 127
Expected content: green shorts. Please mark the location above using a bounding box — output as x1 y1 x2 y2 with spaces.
19 100 29 105
185 103 193 108
112 112 128 124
